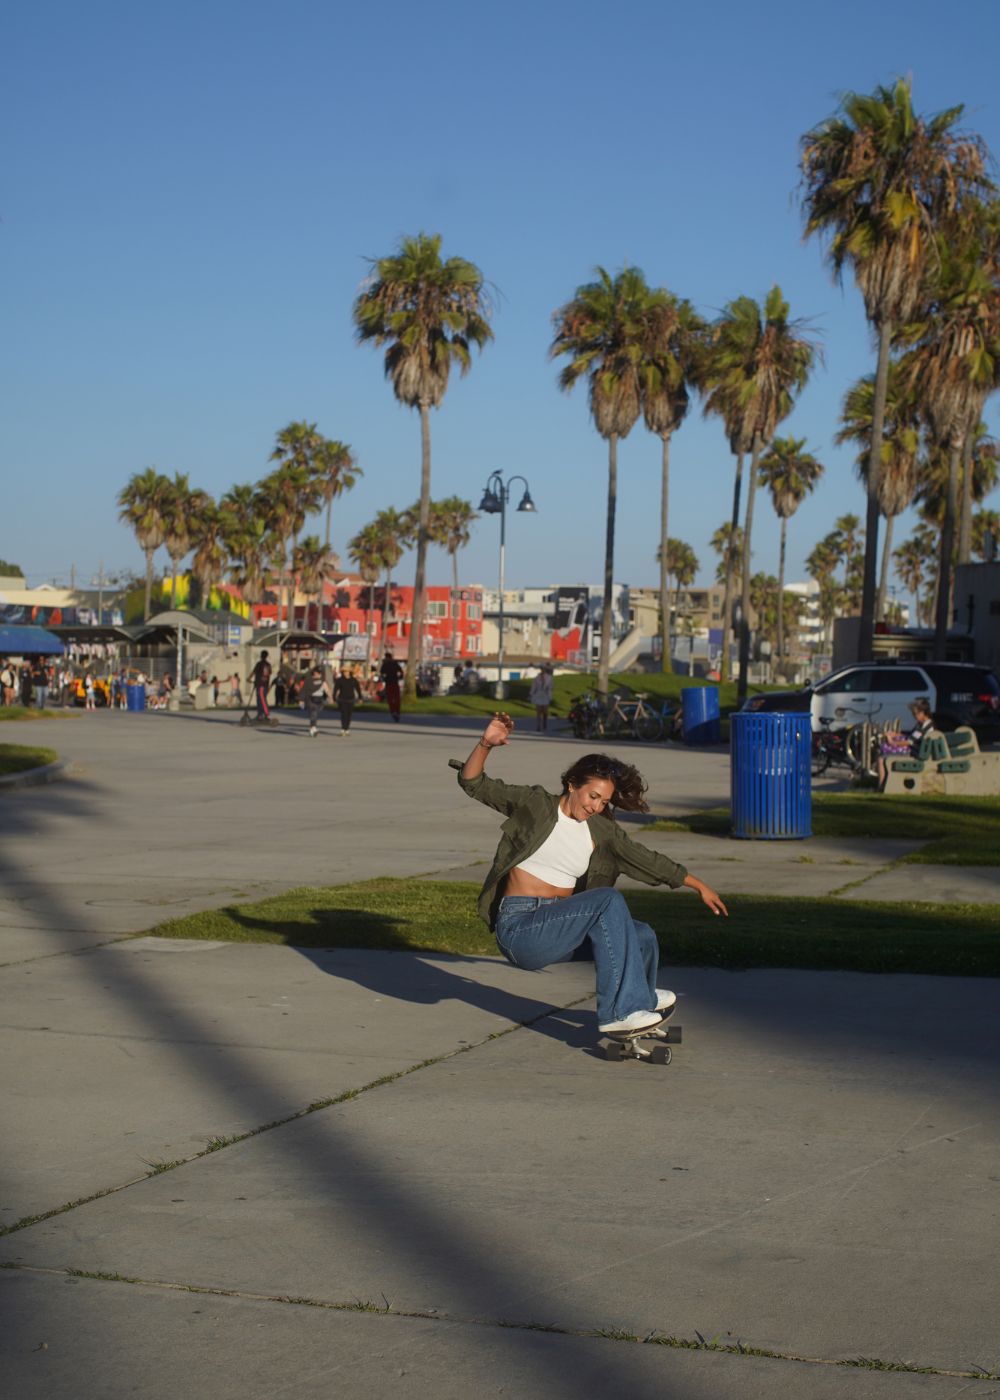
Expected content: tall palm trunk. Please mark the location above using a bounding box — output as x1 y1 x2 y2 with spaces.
737 436 762 702
597 433 618 698
325 498 333 550
720 452 745 683
658 432 672 674
144 548 155 622
450 549 459 658
381 571 393 657
933 443 960 659
877 514 895 624
776 516 787 661
405 402 432 700
170 562 179 610
957 435 974 565
859 321 893 661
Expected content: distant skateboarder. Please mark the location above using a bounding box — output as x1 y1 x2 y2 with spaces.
379 650 404 722
249 650 273 722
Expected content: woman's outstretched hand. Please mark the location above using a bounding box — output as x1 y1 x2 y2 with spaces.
483 712 514 747
683 874 729 916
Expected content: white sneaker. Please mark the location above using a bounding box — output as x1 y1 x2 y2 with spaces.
598 1008 666 1035
309 727 317 737
655 989 677 1015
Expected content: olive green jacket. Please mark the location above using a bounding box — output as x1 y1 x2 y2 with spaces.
450 760 688 930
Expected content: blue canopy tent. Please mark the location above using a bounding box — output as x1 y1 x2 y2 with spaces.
0 625 66 655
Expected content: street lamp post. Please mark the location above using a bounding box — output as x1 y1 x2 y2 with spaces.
478 471 536 700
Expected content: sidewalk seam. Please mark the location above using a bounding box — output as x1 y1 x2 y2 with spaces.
2 1263 992 1381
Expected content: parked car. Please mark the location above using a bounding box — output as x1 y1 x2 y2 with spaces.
743 661 1000 743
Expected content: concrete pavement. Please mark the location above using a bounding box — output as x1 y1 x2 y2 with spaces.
1 709 997 1398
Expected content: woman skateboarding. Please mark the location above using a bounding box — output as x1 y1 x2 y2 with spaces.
453 713 727 1035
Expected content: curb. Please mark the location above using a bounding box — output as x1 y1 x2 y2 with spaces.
0 760 71 792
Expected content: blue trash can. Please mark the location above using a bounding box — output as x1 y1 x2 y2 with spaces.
730 711 811 839
126 684 146 712
681 686 720 744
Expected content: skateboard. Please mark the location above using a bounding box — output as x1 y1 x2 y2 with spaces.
599 1015 682 1065
239 711 280 728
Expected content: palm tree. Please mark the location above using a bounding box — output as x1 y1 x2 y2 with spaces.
348 523 384 662
806 534 843 648
832 514 864 591
701 287 816 701
117 468 173 620
902 235 1000 655
972 507 1000 560
655 538 699 646
371 507 412 657
313 438 361 550
639 294 706 671
292 535 339 632
428 496 479 657
710 523 744 587
893 534 933 626
220 484 282 613
800 77 992 662
162 473 213 609
552 265 659 695
353 233 493 698
189 500 227 609
757 437 824 662
836 364 920 621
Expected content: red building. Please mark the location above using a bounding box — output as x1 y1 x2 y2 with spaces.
251 576 483 660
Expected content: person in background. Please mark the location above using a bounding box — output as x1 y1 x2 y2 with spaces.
304 665 330 737
249 651 273 721
0 659 15 706
229 673 243 707
379 650 404 722
84 672 96 711
529 665 554 732
20 662 34 708
334 664 364 737
877 697 938 791
32 659 49 710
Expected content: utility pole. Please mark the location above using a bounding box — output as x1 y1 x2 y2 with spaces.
70 563 76 589
91 561 113 625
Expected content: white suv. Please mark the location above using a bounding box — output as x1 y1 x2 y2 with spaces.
810 661 1000 741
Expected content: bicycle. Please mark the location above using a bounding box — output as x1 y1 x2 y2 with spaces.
811 715 879 778
604 691 665 742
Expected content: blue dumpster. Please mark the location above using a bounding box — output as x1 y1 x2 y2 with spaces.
730 711 811 839
681 686 720 744
126 683 146 712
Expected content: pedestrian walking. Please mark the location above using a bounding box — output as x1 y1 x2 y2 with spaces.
84 672 96 711
32 659 49 710
333 665 363 736
249 650 273 721
0 659 15 706
304 666 330 737
379 650 404 723
529 665 554 732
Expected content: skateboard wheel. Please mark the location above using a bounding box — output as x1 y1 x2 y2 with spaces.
651 1045 672 1065
601 1039 627 1061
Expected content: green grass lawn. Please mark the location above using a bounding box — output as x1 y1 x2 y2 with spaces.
0 706 76 722
0 742 58 776
344 670 779 727
150 877 1000 978
652 793 1000 866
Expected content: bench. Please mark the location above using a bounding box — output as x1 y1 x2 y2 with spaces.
883 727 1000 796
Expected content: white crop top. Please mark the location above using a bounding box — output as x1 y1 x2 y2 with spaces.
515 807 594 887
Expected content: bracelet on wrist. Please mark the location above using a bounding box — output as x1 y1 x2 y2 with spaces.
478 739 493 750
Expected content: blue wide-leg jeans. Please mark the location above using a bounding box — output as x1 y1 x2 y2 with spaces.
494 888 659 1025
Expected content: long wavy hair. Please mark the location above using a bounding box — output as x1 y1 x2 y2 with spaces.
560 753 649 818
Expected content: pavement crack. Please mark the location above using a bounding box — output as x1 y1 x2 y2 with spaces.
0 994 594 1239
3 1263 995 1381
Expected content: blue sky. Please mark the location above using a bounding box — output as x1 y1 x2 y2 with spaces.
4 0 999 601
